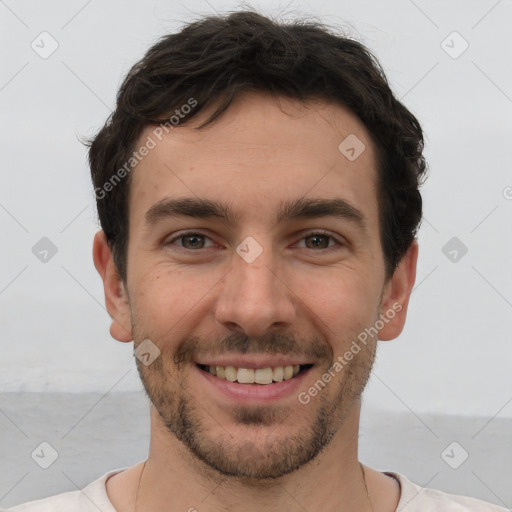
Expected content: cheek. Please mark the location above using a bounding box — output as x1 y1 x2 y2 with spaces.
130 267 189 331
129 263 223 337
294 268 381 343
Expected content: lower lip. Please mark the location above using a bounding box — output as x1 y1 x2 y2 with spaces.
195 364 312 403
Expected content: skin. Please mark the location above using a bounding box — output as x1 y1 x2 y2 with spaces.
93 92 418 512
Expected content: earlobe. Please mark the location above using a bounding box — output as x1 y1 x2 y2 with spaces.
378 240 418 341
92 231 133 342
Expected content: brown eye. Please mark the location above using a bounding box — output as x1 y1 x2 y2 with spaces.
304 234 332 249
296 231 341 250
181 234 206 249
167 232 215 250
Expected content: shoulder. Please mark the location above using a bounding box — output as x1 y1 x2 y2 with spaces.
6 490 84 512
388 472 508 511
5 469 125 512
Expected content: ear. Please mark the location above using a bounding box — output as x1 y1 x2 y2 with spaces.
92 230 133 342
378 240 418 341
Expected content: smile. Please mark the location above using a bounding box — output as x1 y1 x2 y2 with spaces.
197 364 313 385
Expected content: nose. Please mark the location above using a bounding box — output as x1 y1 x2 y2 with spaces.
214 244 297 338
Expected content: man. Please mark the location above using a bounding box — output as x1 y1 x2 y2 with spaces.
9 10 505 512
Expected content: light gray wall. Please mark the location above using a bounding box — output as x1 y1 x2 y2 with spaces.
1 0 511 421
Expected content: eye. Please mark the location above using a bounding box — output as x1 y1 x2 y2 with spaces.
167 232 216 250
166 230 343 252
295 230 342 250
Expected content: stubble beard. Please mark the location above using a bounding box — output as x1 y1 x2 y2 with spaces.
133 327 377 482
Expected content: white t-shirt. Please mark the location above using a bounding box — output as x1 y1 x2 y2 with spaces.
5 467 507 511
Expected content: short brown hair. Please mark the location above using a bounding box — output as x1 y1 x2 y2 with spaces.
87 10 427 281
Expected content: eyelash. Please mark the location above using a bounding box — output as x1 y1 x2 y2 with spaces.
166 230 344 252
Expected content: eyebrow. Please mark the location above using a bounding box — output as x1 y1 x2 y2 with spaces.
145 196 367 231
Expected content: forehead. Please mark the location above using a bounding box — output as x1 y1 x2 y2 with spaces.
128 92 380 229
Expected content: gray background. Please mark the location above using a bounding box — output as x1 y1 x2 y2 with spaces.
1 0 511 509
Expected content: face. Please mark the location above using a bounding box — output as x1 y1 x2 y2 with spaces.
96 92 415 480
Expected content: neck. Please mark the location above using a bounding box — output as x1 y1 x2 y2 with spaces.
135 405 372 512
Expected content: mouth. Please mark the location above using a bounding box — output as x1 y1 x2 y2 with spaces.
197 363 314 385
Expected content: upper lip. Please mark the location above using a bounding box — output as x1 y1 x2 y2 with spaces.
195 355 312 369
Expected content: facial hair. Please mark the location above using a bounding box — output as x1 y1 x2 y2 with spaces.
133 324 377 481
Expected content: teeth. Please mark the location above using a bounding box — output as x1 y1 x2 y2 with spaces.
225 366 237 382
205 364 303 385
255 367 273 385
273 366 284 382
237 368 254 384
